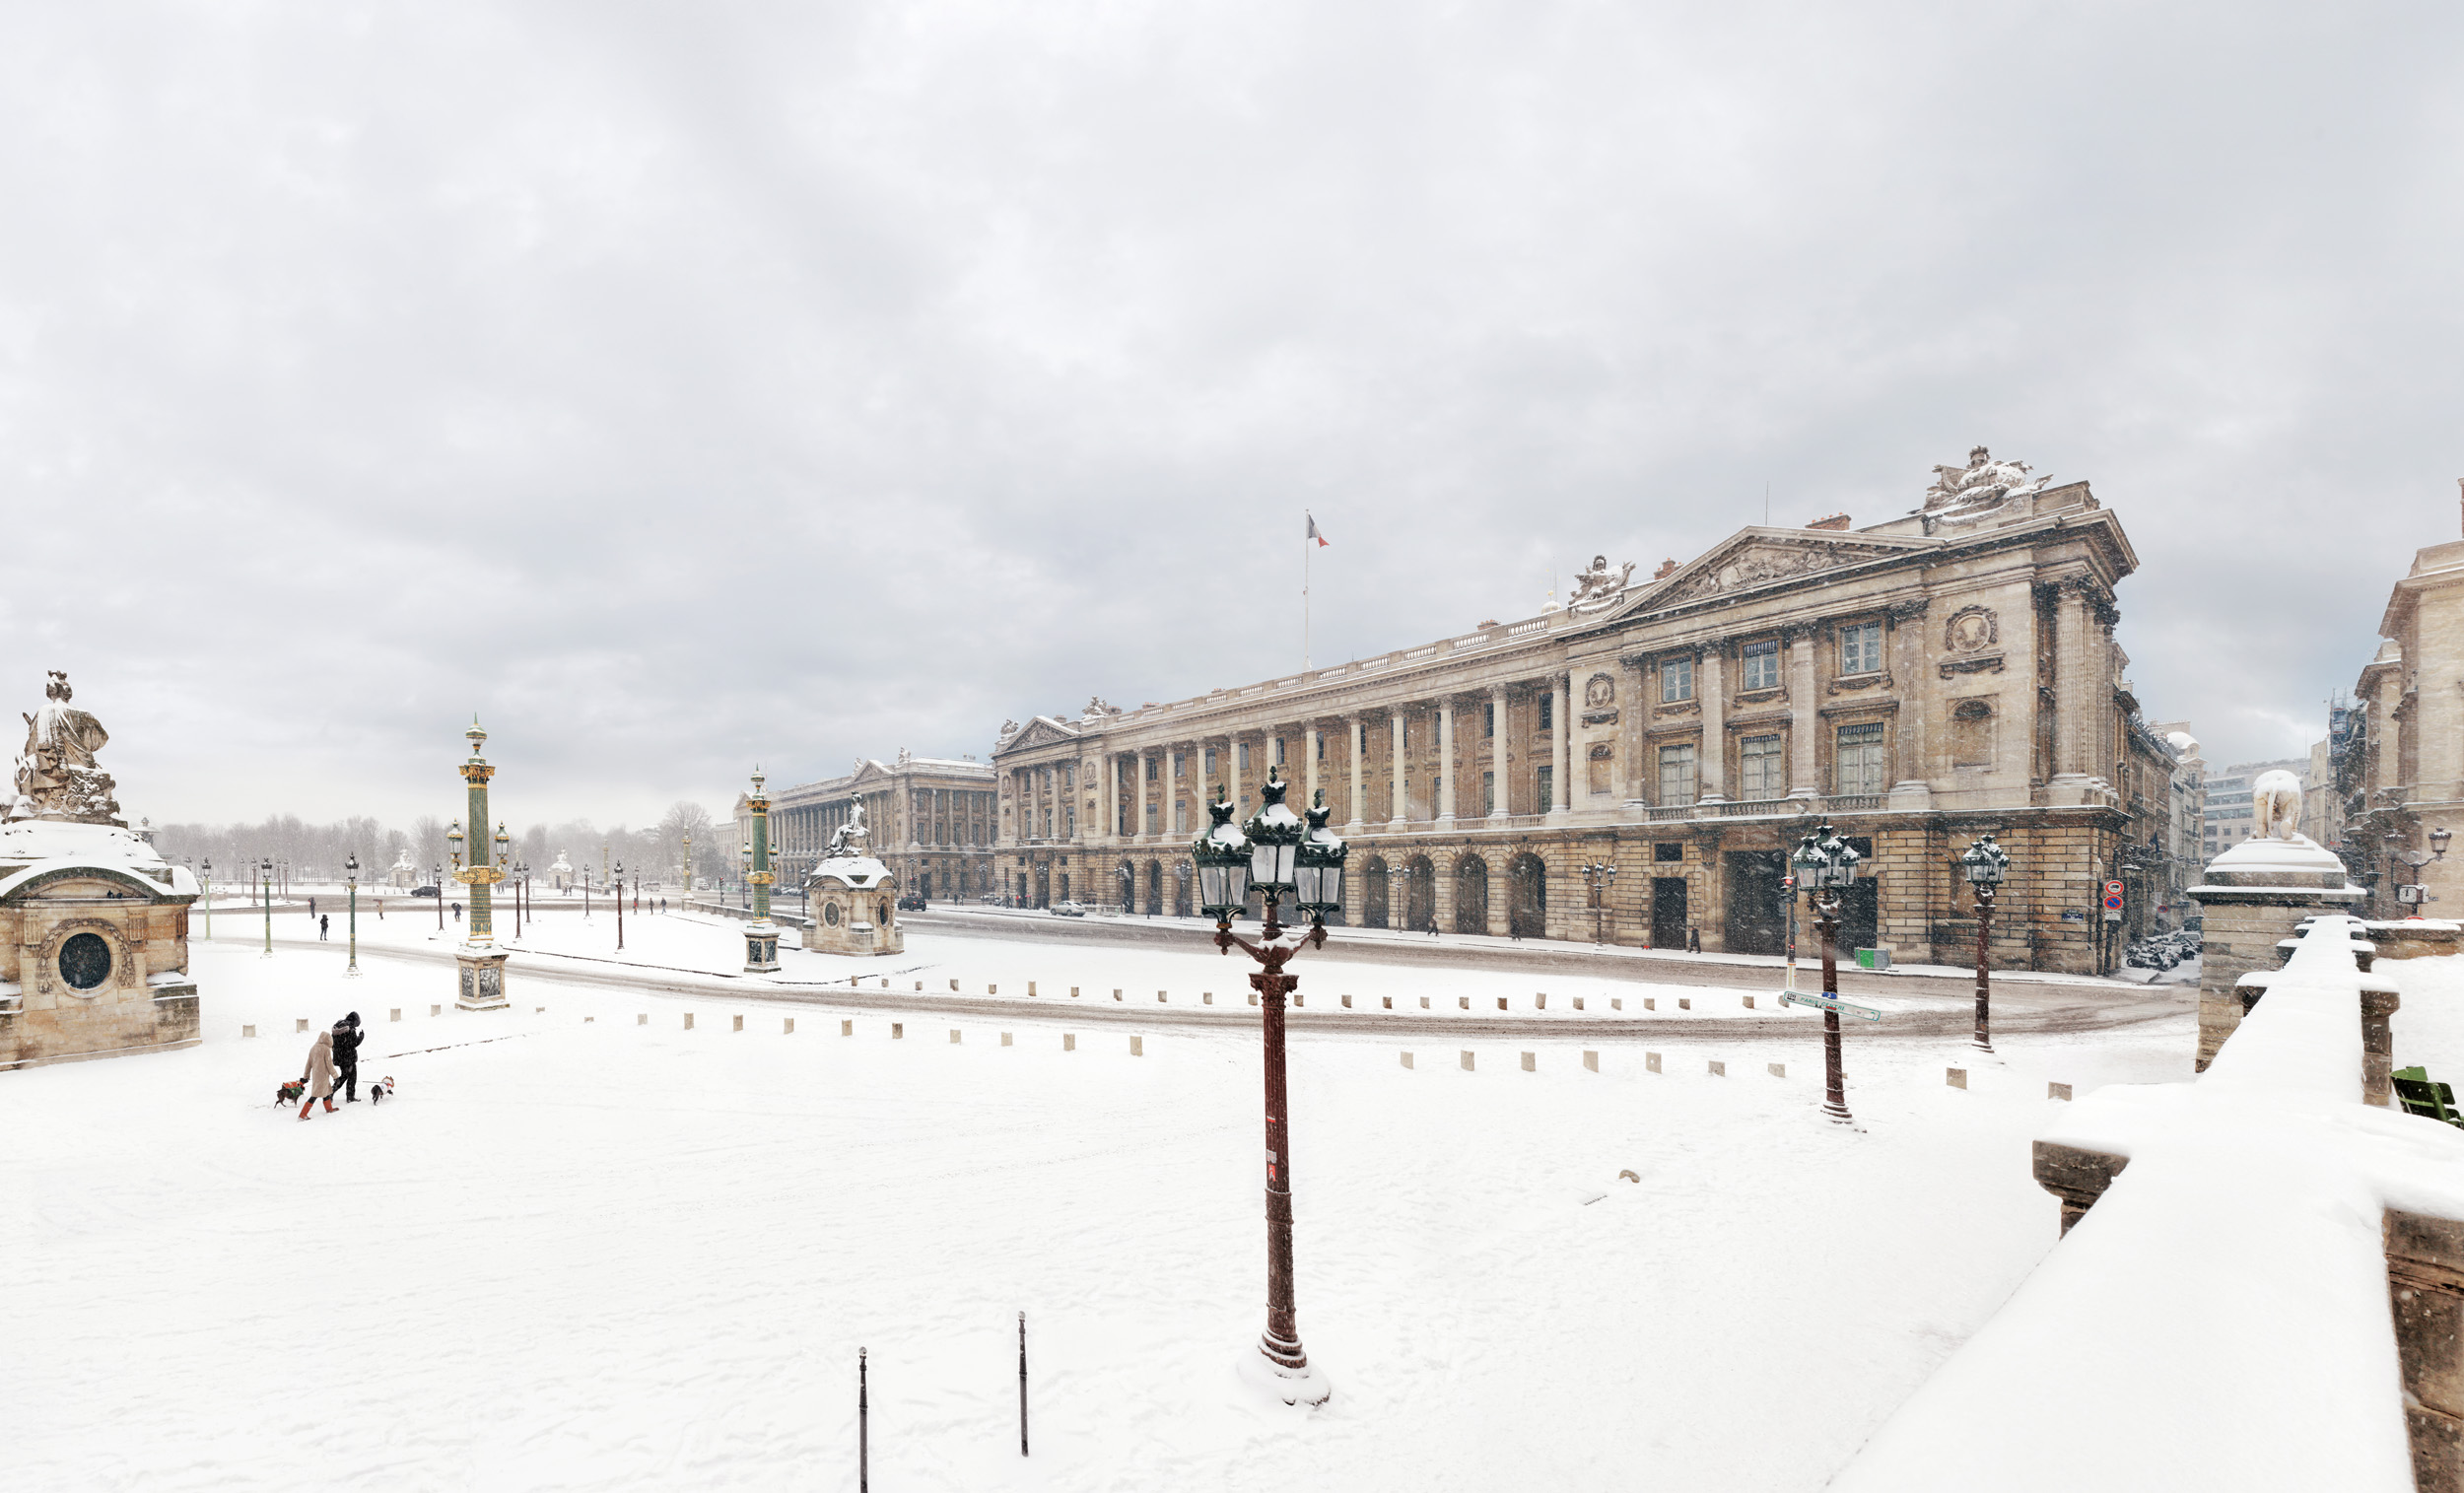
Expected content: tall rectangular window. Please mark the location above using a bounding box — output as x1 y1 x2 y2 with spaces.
1661 656 1694 703
1482 771 1496 814
1659 743 1697 804
1741 734 1783 797
1743 639 1781 691
1588 745 1613 795
1540 695 1554 731
1537 764 1553 806
1839 622 1882 676
1175 802 1188 833
1484 703 1496 737
1835 721 1887 794
1274 737 1285 765
1146 757 1158 780
1203 748 1215 778
1238 742 1251 770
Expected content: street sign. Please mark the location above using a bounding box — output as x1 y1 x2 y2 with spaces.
2102 879 2125 910
1781 989 1882 1022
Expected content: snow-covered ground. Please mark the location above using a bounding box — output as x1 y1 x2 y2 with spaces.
3 928 2196 1491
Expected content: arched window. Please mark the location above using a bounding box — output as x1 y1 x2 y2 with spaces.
1951 698 1995 768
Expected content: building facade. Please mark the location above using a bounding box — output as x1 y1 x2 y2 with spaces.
2334 514 2464 918
733 750 998 904
991 450 2169 974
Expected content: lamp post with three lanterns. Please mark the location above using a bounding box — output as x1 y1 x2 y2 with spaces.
1190 767 1347 1405
345 853 361 977
1786 824 1864 1123
1959 834 2010 1053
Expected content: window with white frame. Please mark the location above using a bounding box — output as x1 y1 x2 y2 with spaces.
1741 734 1783 797
1839 621 1882 676
1834 721 1887 794
1659 742 1697 804
1661 655 1694 703
1482 771 1496 814
1742 639 1781 691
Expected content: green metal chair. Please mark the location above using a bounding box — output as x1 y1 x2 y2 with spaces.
2392 1065 2464 1129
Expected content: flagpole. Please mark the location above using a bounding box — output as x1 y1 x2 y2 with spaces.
1304 519 1311 672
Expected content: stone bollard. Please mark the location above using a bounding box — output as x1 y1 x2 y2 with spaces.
1114 989 1124 1001
2048 1081 2073 1101
1461 1051 1475 1071
891 1023 903 1040
1496 997 1508 1011
1248 992 1258 1006
1767 1062 1786 1078
1028 982 1037 996
1643 998 1654 1011
1573 997 1585 1012
1341 994 1352 1008
1000 1032 1012 1047
841 1019 854 1036
585 1016 594 1023
639 1013 649 1026
950 1029 962 1044
1743 995 1755 1009
989 984 998 995
1203 992 1213 1004
1583 1051 1599 1071
684 1013 696 1031
1383 996 1393 1009
1063 1033 1076 1052
1678 998 1691 1011
1401 1052 1415 1069
1459 996 1471 1010
1646 1052 1663 1073
1520 1052 1536 1072
732 1014 744 1032
536 1006 546 1014
242 1024 256 1039
914 981 923 991
1708 1059 1726 1077
1420 996 1431 1009
1294 993 1304 1008
950 979 959 991
1947 1067 1967 1089
784 1018 795 1035
296 1018 308 1033
880 979 889 989
389 1009 401 1022
1129 1036 1143 1056
1611 998 1622 1011
1537 993 1546 1009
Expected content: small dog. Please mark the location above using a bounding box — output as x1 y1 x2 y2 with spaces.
368 1076 395 1105
276 1079 306 1107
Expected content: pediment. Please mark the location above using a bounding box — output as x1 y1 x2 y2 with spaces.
1617 528 1939 616
845 760 892 788
1003 717 1081 753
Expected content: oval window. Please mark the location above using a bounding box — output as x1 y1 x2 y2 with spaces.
878 902 890 925
824 903 841 926
59 932 111 990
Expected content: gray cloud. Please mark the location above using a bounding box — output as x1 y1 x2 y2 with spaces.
1 0 2457 829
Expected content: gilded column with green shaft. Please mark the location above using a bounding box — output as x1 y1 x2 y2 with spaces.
454 717 512 1009
744 768 781 973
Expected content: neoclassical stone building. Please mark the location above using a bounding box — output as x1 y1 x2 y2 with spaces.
2331 502 2464 918
992 450 2171 974
733 750 997 903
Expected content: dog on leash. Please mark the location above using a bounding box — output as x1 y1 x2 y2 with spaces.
276 1079 306 1107
368 1076 395 1104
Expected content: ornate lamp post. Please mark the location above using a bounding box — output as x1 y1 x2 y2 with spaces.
2387 827 2450 911
1194 769 1344 1405
1788 823 1863 1123
260 855 273 957
680 830 693 911
345 852 361 977
1958 833 2010 1053
614 860 626 951
512 859 527 938
434 864 445 929
200 856 212 941
452 720 510 1010
744 770 781 972
1580 860 1616 945
740 841 753 910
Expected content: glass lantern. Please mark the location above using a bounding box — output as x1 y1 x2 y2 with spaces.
1191 790 1252 920
345 853 359 885
1241 768 1306 899
1960 833 2009 887
1294 789 1348 918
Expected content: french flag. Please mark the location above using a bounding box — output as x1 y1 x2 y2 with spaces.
1307 512 1329 547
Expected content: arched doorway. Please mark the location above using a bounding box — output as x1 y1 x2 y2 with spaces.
1171 858 1194 917
1363 856 1391 929
1455 854 1489 934
1034 863 1050 909
1403 854 1436 932
1117 859 1136 914
1145 859 1163 916
1509 853 1547 939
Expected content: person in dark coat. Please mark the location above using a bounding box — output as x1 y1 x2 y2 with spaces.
318 914 329 941
331 1012 365 1102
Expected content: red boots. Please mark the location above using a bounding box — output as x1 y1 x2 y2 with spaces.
297 1096 338 1120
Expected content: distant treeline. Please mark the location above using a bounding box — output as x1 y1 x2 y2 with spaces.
151 801 728 888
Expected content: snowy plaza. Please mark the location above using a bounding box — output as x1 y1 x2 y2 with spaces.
9 900 2424 1491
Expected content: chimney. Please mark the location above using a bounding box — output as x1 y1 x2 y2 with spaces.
1806 512 1852 531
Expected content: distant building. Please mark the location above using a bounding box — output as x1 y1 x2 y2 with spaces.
735 749 997 904
2151 722 2205 923
2335 504 2464 916
2203 757 2310 863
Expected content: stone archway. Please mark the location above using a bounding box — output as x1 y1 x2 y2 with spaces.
1455 854 1489 934
1117 859 1136 914
1172 858 1194 917
1145 859 1163 916
1403 853 1436 932
1363 856 1391 929
1509 852 1547 939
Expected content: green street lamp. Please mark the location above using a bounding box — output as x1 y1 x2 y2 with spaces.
614 860 626 952
345 852 361 978
260 855 273 958
200 856 212 941
434 864 445 930
744 768 780 972
1193 767 1343 1405
1788 823 1863 1123
1959 833 2011 1052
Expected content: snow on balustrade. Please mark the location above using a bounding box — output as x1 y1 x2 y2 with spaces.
1829 914 2464 1493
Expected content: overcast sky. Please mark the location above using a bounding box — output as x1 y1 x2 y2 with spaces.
2 1 2457 831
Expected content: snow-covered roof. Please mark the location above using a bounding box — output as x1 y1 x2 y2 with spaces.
0 818 196 902
807 855 894 890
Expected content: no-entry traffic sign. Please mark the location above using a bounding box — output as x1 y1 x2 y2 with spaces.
2102 879 2125 912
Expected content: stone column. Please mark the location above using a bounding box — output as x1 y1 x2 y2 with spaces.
1437 701 1457 822
1227 734 1242 810
1489 687 1510 818
1104 755 1118 842
1620 661 1647 809
1886 601 1934 811
1136 752 1150 843
1696 646 1727 802
2188 836 2364 1068
1787 628 1820 799
1390 711 1407 824
1305 725 1321 811
2052 580 2094 785
1348 717 1366 828
1551 674 1571 820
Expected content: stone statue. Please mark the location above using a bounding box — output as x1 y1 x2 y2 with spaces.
12 671 121 825
998 719 1020 741
1567 555 1635 614
2251 770 2302 841
827 803 871 859
1923 446 2053 515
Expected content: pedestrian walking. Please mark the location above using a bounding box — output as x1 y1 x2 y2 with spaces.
452 902 462 923
331 1012 364 1102
318 914 329 941
308 897 317 921
297 1027 337 1120
1686 925 1701 954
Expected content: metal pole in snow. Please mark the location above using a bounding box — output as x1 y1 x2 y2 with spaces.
858 1348 868 1492
1018 1312 1029 1457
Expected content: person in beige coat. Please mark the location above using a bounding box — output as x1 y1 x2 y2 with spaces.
298 1028 337 1120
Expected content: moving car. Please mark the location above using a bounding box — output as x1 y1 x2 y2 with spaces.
1050 901 1088 917
896 894 926 912
411 885 442 898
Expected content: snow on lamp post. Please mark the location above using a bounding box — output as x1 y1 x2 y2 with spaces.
345 852 361 978
1195 767 1342 1405
1789 823 1863 1123
1959 833 2010 1052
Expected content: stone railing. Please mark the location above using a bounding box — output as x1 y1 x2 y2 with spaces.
1828 911 2464 1492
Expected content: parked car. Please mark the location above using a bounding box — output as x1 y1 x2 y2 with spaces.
896 894 926 912
411 885 442 898
1051 901 1088 917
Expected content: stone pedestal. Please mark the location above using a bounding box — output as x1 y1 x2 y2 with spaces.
454 947 509 1011
2187 834 2361 1070
743 919 781 974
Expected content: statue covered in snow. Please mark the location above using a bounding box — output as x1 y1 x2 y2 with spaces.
1567 555 1635 614
2250 770 2302 842
1922 446 2053 518
11 671 121 826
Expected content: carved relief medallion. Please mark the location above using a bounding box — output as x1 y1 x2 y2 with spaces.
1945 605 1998 654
